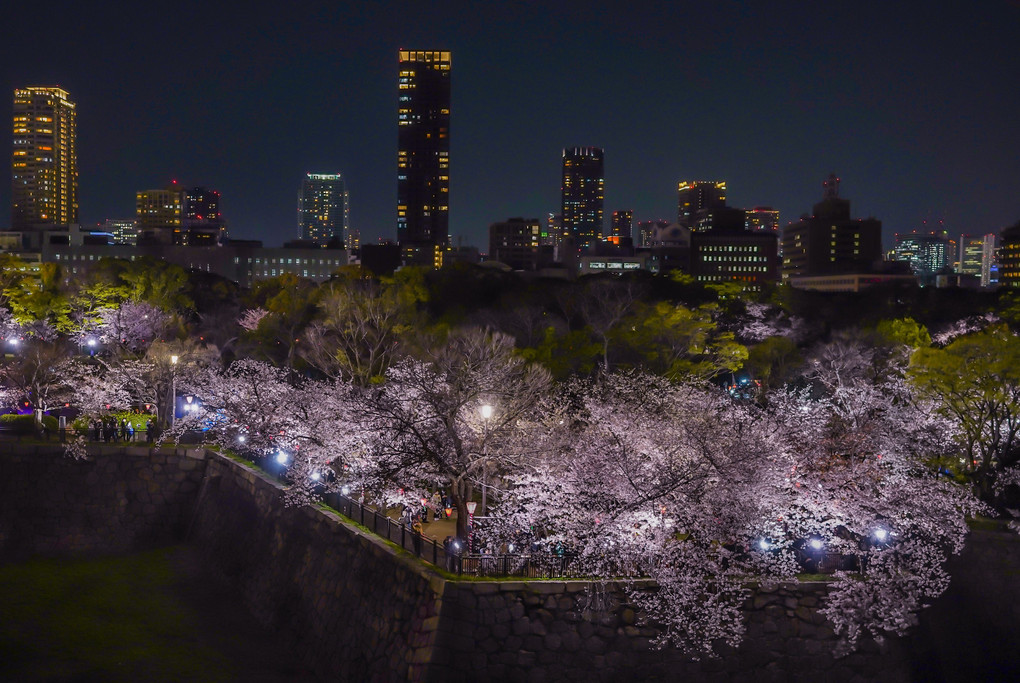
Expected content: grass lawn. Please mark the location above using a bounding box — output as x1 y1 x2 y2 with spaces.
0 547 313 682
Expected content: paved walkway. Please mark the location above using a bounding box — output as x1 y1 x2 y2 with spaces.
383 507 460 541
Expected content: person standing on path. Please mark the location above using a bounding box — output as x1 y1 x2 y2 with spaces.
412 517 424 556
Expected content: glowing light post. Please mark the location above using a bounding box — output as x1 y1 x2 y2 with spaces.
169 355 179 429
466 501 477 552
480 403 493 516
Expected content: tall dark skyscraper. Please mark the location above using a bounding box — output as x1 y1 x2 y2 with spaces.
12 87 78 229
299 173 349 246
182 186 226 245
610 210 632 244
397 50 451 267
677 181 726 230
561 147 604 250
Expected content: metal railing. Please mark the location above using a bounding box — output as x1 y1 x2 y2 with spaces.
322 491 456 570
321 491 579 578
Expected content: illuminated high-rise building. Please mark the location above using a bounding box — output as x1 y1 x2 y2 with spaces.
299 173 349 246
893 230 951 286
544 213 562 246
609 210 633 245
561 147 604 250
11 87 78 229
957 233 998 287
677 181 726 230
181 186 226 245
489 217 548 270
100 219 137 245
999 223 1020 289
745 206 780 232
397 50 451 267
136 183 183 244
636 219 671 248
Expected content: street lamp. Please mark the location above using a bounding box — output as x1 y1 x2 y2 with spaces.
466 501 477 552
480 403 493 516
170 355 179 428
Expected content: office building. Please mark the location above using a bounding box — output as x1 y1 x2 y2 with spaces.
544 213 562 247
398 50 451 266
100 219 137 245
957 233 998 288
609 210 633 245
636 220 671 248
182 186 226 245
136 183 184 244
677 181 726 230
298 173 349 246
42 226 347 287
893 231 951 286
999 222 1020 289
745 206 780 232
690 229 779 290
688 207 779 290
12 87 78 229
780 174 882 280
561 147 604 250
957 234 984 275
489 217 553 271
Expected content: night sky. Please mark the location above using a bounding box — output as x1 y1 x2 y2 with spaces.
3 1 1019 250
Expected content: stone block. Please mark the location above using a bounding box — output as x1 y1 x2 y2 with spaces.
560 630 582 652
499 581 527 592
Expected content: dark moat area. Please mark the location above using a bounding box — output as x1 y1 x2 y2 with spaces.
0 546 313 682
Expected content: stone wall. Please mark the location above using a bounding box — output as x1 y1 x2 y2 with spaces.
0 444 206 561
187 453 911 682
187 454 445 682
429 579 909 683
4 444 1018 682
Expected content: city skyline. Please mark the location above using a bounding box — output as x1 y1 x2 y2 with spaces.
2 1 1019 250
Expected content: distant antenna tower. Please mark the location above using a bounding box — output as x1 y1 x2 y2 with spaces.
822 173 840 199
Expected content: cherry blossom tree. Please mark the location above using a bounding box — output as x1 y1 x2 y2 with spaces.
491 365 982 656
351 327 553 539
180 358 365 503
67 341 215 427
491 371 791 654
95 300 173 354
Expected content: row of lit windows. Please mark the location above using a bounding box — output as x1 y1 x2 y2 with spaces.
702 245 762 253
702 255 767 263
253 258 341 266
709 265 769 272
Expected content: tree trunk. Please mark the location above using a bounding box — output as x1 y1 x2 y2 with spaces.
451 479 471 542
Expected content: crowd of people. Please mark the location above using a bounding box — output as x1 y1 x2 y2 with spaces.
85 417 161 443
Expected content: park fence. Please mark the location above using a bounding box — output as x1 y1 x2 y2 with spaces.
321 491 579 578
